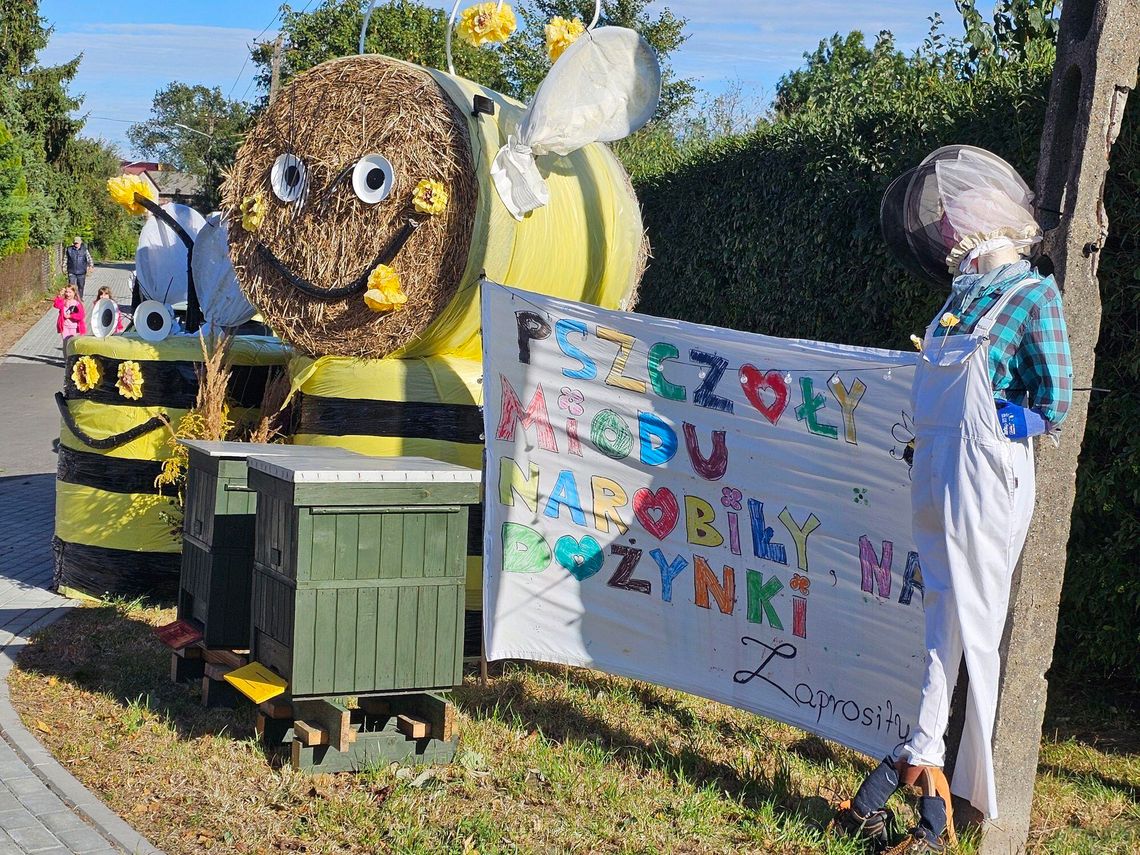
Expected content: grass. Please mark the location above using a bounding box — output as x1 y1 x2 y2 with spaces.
7 601 1138 854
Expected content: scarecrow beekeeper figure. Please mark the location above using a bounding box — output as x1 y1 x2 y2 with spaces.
834 145 1073 854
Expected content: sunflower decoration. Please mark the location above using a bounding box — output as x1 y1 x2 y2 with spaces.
545 16 586 62
71 355 101 392
412 179 449 216
115 360 145 400
107 174 158 216
363 264 408 313
240 193 266 232
457 2 517 47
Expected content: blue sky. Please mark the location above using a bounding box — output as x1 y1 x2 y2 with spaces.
39 1 989 157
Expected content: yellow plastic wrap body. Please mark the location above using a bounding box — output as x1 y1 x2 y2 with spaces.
290 354 485 609
54 334 292 599
392 67 643 360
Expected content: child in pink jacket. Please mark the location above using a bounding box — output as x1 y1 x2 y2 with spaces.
54 285 87 341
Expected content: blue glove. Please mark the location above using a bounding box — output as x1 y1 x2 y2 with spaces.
996 400 1047 439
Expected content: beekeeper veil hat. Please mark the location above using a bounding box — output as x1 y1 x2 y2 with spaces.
880 145 1042 286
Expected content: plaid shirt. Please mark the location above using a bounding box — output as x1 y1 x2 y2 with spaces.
934 265 1073 425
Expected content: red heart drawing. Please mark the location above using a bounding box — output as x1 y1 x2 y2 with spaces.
739 364 789 425
633 487 680 540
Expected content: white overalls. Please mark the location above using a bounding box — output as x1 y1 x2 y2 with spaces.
903 282 1039 819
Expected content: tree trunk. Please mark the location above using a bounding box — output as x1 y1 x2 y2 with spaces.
964 3 1140 852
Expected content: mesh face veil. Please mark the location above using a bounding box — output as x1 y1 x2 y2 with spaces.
880 145 1042 286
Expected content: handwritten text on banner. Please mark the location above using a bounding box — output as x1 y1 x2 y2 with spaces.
481 282 926 759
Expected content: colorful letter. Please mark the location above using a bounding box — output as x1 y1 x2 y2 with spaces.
496 377 558 452
502 523 552 574
794 377 839 440
685 495 724 547
898 551 924 606
860 536 894 599
638 412 678 466
690 349 734 413
694 556 736 614
683 422 729 481
748 499 788 565
648 342 686 401
778 507 822 572
590 409 634 459
555 318 596 380
792 596 807 638
497 457 539 512
746 569 785 630
598 326 647 393
591 476 629 535
544 469 587 526
827 374 867 445
515 311 550 364
608 544 650 594
650 549 688 603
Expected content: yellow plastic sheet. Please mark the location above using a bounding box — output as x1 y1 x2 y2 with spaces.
224 662 288 704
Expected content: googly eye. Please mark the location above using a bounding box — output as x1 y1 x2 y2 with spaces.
270 153 307 203
351 154 395 204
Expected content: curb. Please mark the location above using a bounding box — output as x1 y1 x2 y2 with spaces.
0 607 165 855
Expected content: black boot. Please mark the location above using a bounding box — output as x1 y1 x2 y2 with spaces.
832 757 899 844
882 791 949 853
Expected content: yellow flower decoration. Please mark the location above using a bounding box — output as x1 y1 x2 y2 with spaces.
240 193 266 232
412 179 449 216
545 16 586 62
115 360 144 400
457 2 516 47
939 312 961 328
107 174 157 216
363 264 408 313
909 334 924 352
71 355 101 391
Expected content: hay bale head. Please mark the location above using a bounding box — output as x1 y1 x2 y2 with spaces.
224 56 477 358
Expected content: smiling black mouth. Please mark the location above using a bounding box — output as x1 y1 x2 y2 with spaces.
256 218 421 303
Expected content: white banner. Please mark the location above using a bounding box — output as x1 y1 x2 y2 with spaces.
482 282 926 759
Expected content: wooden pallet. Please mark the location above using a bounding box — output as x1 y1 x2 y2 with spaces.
256 693 457 772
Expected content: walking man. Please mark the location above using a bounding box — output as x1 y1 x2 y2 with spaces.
65 236 94 298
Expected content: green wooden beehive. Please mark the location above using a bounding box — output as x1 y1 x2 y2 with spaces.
246 454 481 699
179 442 363 649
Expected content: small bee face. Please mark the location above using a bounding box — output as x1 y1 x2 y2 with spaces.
225 55 478 358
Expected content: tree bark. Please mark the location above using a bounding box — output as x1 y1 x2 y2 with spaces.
964 3 1140 852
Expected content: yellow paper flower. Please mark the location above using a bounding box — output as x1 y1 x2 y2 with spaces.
909 334 924 352
545 16 586 62
107 174 157 216
457 2 516 47
363 264 407 313
939 312 961 328
240 193 266 232
116 360 144 400
412 179 449 216
71 355 101 391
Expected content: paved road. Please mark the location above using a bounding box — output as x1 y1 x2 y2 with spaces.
0 266 161 854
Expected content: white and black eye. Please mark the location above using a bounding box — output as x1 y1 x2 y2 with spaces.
351 154 394 204
270 153 308 203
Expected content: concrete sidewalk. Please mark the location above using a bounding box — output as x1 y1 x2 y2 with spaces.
0 265 162 854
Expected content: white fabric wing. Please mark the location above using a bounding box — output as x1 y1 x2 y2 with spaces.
135 203 206 304
191 213 256 328
492 26 662 219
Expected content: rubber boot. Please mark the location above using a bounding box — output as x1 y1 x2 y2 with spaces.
831 757 898 844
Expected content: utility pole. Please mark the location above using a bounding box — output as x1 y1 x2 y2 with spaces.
967 3 1140 853
269 34 284 105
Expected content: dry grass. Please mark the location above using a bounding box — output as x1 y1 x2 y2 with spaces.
8 602 1138 854
223 55 478 359
249 367 293 445
0 290 52 354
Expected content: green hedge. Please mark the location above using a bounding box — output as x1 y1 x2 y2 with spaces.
634 49 1138 685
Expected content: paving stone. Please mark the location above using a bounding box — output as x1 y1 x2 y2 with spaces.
52 826 116 853
7 822 63 852
0 807 42 830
